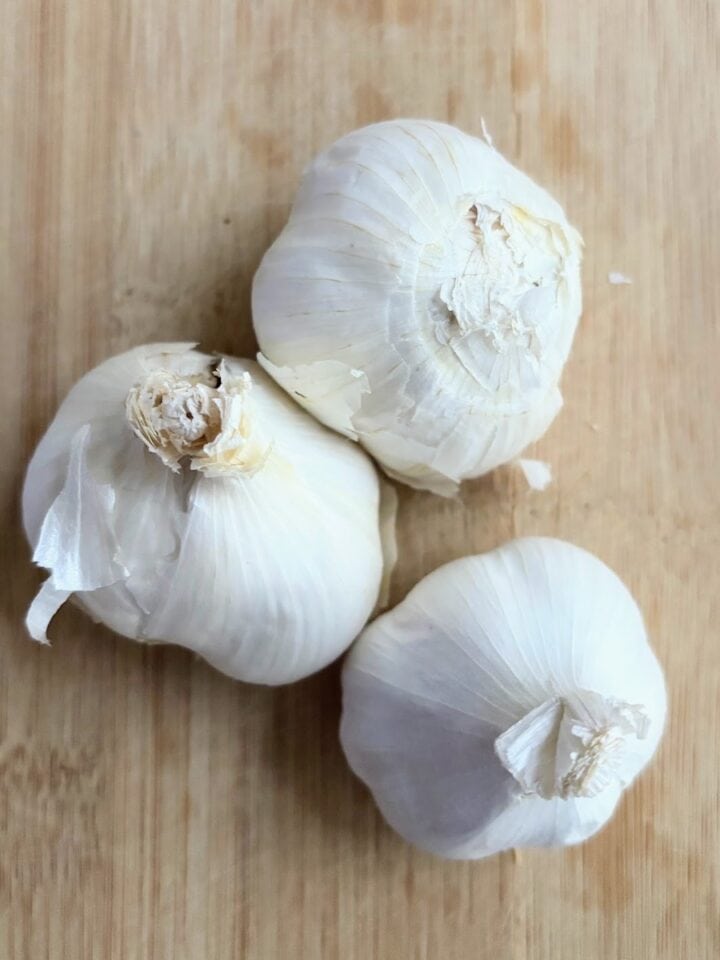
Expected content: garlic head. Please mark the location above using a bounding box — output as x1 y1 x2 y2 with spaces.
24 343 385 685
253 120 582 495
340 537 666 859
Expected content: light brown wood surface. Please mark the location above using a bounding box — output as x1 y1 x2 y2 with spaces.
2 1 719 957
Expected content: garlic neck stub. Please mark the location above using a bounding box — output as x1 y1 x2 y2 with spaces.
495 692 651 802
340 538 666 859
253 120 583 495
428 200 570 401
126 360 272 478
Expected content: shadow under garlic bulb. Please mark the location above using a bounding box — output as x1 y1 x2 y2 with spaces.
23 343 384 685
340 538 666 859
253 119 583 495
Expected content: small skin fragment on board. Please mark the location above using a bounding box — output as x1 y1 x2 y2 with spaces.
516 458 552 491
608 271 632 285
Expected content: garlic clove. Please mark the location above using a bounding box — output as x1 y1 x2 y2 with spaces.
462 783 624 859
363 388 562 496
136 448 375 684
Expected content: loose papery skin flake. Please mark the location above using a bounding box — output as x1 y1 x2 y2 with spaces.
23 343 385 685
516 457 552 490
253 120 583 495
340 537 666 859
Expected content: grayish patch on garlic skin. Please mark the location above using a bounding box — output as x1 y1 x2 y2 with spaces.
126 360 272 478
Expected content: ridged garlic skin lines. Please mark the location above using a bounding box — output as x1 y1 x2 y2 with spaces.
23 343 384 685
340 538 666 859
253 120 583 495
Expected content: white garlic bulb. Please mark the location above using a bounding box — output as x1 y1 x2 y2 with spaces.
23 343 384 685
340 538 666 859
253 120 583 495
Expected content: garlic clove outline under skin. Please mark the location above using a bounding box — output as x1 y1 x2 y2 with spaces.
253 119 583 496
340 537 666 859
23 343 386 686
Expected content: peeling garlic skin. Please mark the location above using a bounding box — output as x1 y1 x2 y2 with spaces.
430 202 570 397
340 538 666 859
494 692 652 803
253 120 582 495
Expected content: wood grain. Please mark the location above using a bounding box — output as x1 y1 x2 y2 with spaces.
2 1 719 957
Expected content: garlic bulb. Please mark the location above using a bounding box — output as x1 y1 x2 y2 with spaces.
253 120 583 495
340 538 666 859
23 343 384 685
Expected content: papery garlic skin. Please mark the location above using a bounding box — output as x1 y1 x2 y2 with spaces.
253 120 582 495
340 538 666 859
23 343 384 685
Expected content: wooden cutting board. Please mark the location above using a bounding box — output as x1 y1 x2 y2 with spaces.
2 1 718 957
